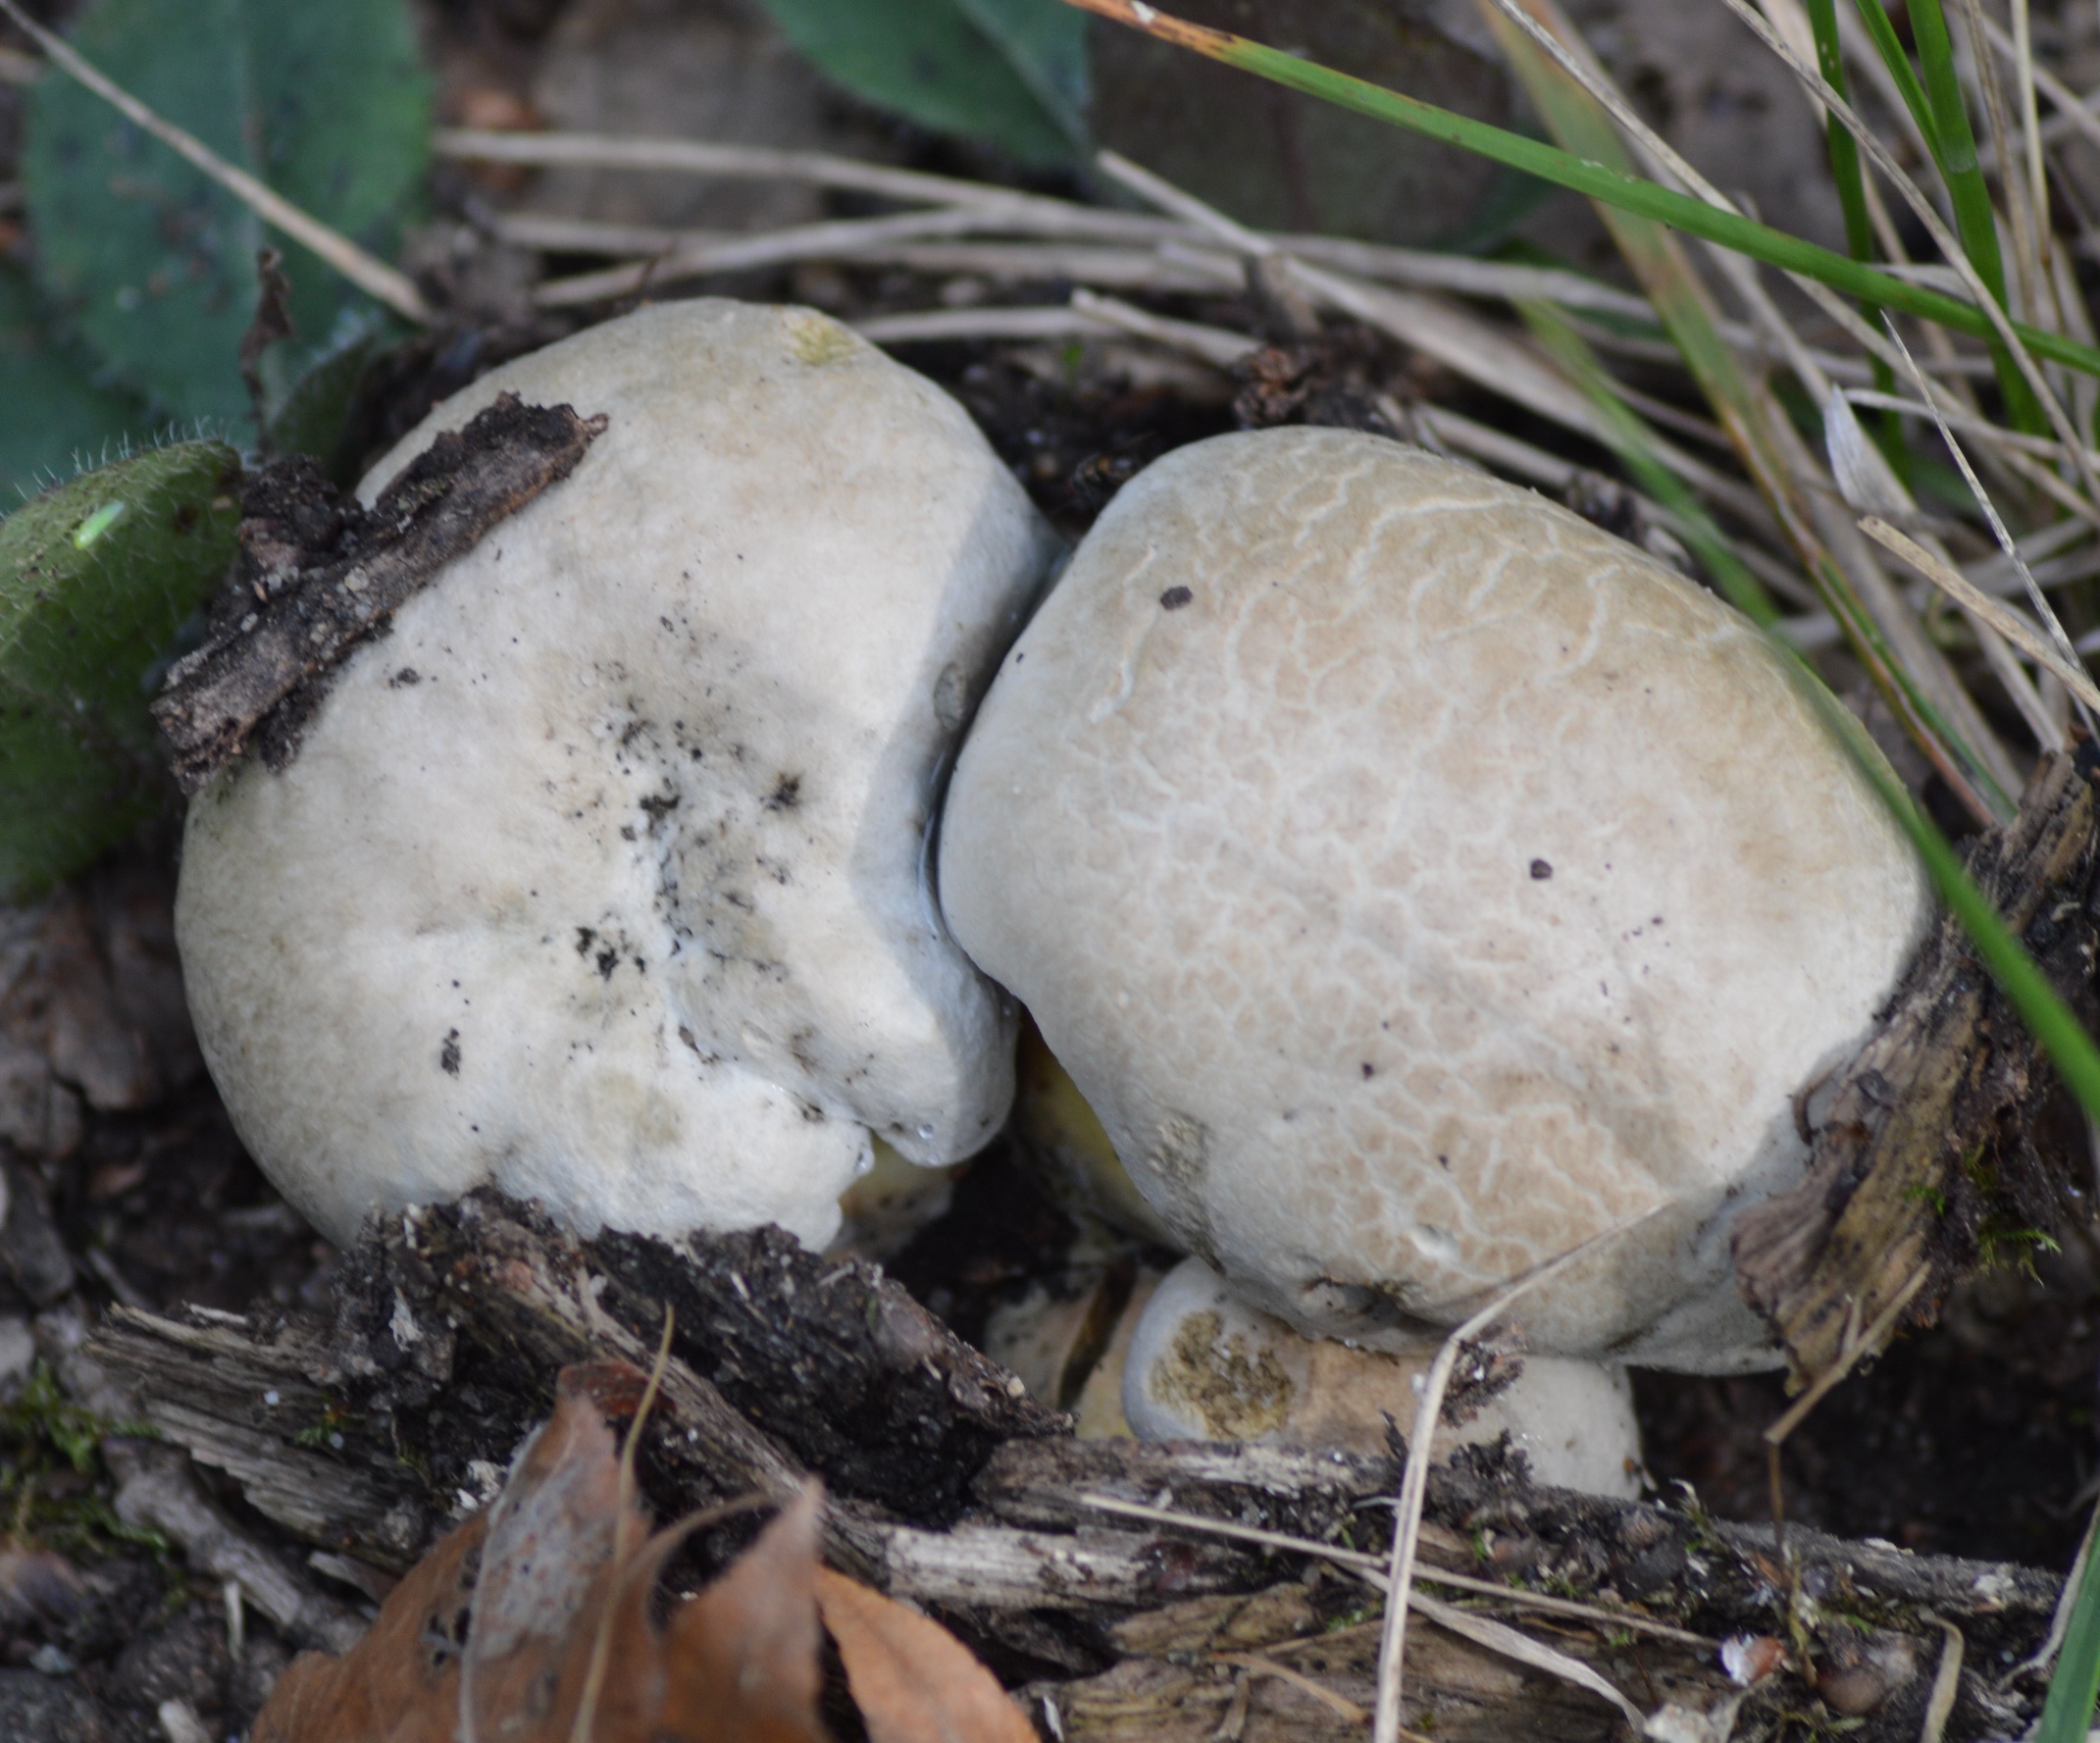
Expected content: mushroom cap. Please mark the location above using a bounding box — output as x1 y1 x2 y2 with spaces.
177 299 1059 1249
1123 1257 1640 1496
938 428 1930 1369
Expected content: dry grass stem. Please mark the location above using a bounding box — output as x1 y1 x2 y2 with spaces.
1067 287 1256 365
1370 1205 1665 1743
1077 1492 1717 1646
1717 0 2100 514
1407 1591 1645 1729
1763 1261 1934 1451
1863 518 2100 712
1883 318 2093 716
1920 1619 1966 1743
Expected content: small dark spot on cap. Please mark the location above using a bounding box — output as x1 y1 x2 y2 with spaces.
1437 1154 1451 1169
439 1029 461 1076
1158 586 1194 611
1530 858 1554 880
762 773 802 811
575 927 596 956
596 948 618 980
388 667 421 688
1360 1061 1375 1079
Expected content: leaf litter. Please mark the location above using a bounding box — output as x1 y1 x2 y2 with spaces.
252 1359 1029 1743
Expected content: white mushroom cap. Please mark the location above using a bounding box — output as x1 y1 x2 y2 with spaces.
177 299 1059 1250
939 429 1930 1370
1123 1258 1641 1496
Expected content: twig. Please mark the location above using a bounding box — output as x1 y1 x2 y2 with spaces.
1763 1262 1933 1452
1077 1492 1716 1646
534 208 1003 307
1068 287 1256 366
1093 149 1770 527
569 1308 677 1743
0 0 428 323
436 127 1174 235
1371 1206 1665 1743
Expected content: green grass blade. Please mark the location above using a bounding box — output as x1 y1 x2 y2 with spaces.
2039 1531 2100 1743
1471 0 2010 821
1809 0 1909 478
1521 300 1774 622
1905 0 2039 428
1054 0 2100 379
1908 0 2007 305
1847 0 1941 161
1811 0 1877 264
1826 697 2100 1117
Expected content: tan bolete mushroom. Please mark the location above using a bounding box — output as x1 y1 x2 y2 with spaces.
1124 1256 1641 1494
939 428 1930 1371
177 299 1059 1250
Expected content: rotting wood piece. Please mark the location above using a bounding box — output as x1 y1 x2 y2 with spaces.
151 393 606 793
84 1201 2065 1741
370 1194 1068 1520
977 1436 2061 1645
1023 1603 1713 1743
91 1190 1066 1569
1733 744 2100 1389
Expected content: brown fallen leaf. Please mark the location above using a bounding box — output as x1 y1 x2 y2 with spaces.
249 1512 484 1743
252 1359 1018 1743
813 1566 1036 1743
460 1363 648 1737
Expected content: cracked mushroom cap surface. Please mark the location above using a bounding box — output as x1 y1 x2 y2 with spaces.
176 299 1060 1250
938 428 1931 1371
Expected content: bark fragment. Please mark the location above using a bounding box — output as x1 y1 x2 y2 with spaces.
151 394 605 794
1733 746 2100 1388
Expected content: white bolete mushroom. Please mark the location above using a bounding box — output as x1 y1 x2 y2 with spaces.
177 299 1060 1250
1124 1256 1641 1496
939 428 1931 1373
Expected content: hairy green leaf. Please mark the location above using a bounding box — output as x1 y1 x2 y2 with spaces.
21 0 430 431
0 265 150 513
754 0 1087 164
0 441 240 898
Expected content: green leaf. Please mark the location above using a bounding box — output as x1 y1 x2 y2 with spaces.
0 440 240 899
20 0 430 432
0 264 150 512
754 0 1087 164
254 308 389 482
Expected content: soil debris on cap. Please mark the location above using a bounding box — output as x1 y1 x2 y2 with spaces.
151 393 606 795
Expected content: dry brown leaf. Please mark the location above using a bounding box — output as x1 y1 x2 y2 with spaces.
813 1565 1036 1743
251 1356 1019 1743
249 1512 485 1743
460 1363 649 1738
643 1488 828 1743
250 1362 831 1743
